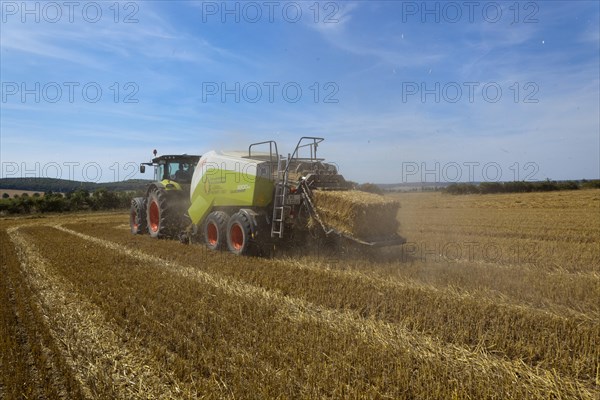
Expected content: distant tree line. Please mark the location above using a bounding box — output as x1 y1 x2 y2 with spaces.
445 179 600 195
0 178 150 193
0 188 143 215
356 183 384 195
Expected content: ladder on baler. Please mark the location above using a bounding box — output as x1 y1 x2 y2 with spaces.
271 158 289 238
270 137 324 238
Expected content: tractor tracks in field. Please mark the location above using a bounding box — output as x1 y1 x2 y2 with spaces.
49 224 599 398
0 233 56 399
81 221 600 321
280 257 600 322
7 226 184 400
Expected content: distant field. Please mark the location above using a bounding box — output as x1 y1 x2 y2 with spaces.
1 190 599 399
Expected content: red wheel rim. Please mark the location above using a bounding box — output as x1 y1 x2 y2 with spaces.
207 222 218 246
149 201 159 232
230 223 244 251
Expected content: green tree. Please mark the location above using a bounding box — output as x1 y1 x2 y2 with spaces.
69 189 91 211
91 188 120 210
38 192 67 213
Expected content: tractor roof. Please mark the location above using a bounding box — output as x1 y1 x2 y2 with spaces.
151 154 201 163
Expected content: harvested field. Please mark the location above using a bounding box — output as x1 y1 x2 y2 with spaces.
0 190 599 399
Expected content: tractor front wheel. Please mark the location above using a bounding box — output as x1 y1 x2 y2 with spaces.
130 197 146 234
146 189 175 238
203 211 229 250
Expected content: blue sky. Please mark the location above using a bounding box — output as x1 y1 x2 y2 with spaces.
1 0 599 183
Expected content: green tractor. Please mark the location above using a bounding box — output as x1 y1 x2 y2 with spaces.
130 152 201 238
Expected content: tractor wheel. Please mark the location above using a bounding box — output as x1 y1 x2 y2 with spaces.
203 211 229 250
130 197 146 234
146 189 176 238
226 211 253 256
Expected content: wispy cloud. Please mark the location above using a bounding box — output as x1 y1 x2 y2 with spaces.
1 1 598 182
308 2 446 69
0 3 249 72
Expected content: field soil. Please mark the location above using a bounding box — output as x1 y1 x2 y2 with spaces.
1 190 599 399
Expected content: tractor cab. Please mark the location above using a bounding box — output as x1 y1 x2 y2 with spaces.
140 154 201 186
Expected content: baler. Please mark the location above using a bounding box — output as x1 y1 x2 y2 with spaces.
132 137 405 255
130 136 404 255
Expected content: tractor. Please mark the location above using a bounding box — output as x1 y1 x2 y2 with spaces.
130 152 201 238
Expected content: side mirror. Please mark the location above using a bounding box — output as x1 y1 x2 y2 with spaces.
140 165 146 174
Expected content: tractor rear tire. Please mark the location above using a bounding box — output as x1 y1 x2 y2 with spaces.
146 189 177 238
203 211 229 250
226 211 253 256
130 197 147 234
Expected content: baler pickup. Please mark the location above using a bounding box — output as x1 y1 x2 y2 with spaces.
301 183 406 247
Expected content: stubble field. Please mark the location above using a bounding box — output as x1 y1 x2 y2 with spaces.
1 190 599 399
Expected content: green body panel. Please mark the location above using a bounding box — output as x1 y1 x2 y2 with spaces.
160 179 182 190
188 168 274 225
